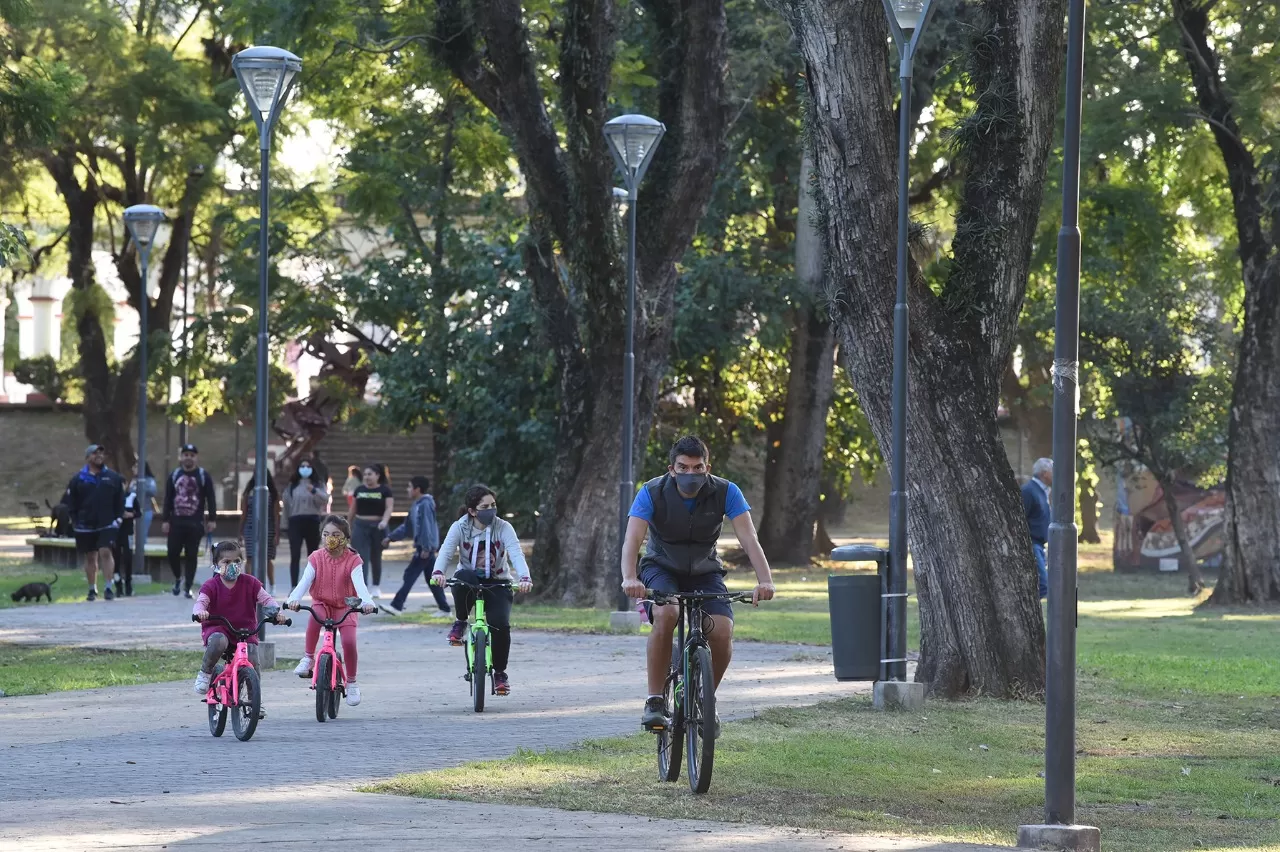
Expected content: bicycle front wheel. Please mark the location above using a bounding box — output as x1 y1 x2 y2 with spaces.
472 630 488 713
231 666 261 741
207 663 227 737
657 658 683 782
315 655 332 723
685 644 716 794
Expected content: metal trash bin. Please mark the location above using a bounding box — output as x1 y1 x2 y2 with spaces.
828 544 889 682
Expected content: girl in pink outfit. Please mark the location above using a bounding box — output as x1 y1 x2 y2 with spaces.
192 541 285 696
285 515 377 706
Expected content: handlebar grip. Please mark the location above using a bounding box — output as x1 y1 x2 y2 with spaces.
190 614 199 623
284 618 293 627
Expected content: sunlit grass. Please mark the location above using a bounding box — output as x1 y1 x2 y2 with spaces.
0 558 167 609
0 644 202 696
377 532 1280 851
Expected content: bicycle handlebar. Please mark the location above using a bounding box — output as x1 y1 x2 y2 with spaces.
646 590 757 606
445 577 515 592
290 602 370 629
191 611 292 634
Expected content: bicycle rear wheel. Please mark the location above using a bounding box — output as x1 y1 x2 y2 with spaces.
315 655 332 723
657 657 683 782
231 666 261 741
207 663 227 737
472 631 488 713
685 644 716 794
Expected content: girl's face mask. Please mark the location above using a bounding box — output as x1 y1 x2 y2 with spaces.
219 560 243 582
323 532 347 554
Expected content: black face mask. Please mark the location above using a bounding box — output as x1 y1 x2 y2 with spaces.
475 508 497 526
674 473 708 495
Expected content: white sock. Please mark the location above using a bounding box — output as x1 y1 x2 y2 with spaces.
648 694 663 701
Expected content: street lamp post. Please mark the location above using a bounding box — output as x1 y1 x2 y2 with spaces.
604 114 665 613
179 164 205 447
1018 0 1099 848
233 46 301 639
873 0 937 709
123 204 167 587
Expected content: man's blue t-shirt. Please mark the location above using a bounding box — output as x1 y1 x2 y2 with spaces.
629 481 751 523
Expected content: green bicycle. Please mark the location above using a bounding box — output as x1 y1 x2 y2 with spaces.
445 576 511 712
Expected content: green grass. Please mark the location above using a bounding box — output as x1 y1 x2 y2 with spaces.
374 536 1280 852
0 558 167 609
0 644 203 696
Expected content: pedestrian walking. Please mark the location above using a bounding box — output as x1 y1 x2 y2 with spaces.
63 444 126 601
381 475 450 617
283 459 329 587
1021 457 1052 600
162 444 218 599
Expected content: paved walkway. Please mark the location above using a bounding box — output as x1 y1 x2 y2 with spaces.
0 591 1002 851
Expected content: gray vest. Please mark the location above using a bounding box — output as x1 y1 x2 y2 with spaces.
639 474 729 576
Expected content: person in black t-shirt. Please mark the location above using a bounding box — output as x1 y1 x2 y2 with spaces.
346 463 393 596
162 444 218 598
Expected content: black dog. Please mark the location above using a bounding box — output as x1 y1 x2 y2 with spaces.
11 573 57 603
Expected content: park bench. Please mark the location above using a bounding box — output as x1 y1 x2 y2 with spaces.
26 537 164 585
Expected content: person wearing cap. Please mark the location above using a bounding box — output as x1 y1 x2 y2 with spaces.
62 444 127 601
162 444 218 598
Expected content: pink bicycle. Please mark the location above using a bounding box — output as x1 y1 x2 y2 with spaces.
293 596 369 723
192 611 291 741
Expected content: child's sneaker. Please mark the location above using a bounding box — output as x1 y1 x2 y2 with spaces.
346 683 362 706
447 620 466 646
193 671 212 695
294 654 314 678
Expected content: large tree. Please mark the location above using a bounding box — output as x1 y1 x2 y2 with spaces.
429 0 731 604
4 1 237 472
777 0 1065 697
1168 0 1280 604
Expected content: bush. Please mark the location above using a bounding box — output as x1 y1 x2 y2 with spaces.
13 355 67 402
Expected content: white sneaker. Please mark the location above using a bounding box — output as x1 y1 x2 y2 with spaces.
294 654 313 678
430 609 453 619
380 603 403 616
346 683 362 706
268 584 276 596
371 586 382 599
193 671 212 695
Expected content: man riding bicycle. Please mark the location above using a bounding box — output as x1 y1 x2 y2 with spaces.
620 435 776 733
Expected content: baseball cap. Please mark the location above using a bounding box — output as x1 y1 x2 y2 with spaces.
180 443 199 454
85 444 106 457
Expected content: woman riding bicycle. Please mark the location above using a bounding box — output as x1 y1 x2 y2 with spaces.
432 485 533 696
285 515 377 706
192 541 287 698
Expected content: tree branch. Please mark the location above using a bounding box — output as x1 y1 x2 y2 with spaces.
909 161 956 206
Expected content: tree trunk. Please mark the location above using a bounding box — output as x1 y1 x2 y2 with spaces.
758 149 836 565
781 0 1063 697
1079 477 1101 544
1171 0 1280 604
436 0 731 606
1160 478 1204 595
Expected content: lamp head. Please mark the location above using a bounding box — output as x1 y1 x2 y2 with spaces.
603 114 666 192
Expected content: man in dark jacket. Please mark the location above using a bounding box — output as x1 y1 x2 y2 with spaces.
162 444 218 598
63 444 126 601
1021 457 1053 600
621 435 776 732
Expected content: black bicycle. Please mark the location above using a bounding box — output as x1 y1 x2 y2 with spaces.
647 589 754 794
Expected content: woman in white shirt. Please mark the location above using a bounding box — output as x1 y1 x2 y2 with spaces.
432 485 533 696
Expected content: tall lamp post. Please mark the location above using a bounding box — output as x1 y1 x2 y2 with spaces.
123 204 167 585
232 46 301 636
604 114 665 612
1018 0 1098 848
873 0 937 709
179 164 205 447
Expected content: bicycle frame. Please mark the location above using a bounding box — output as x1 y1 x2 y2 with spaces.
651 590 754 721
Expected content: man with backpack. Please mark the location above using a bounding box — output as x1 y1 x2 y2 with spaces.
162 444 217 598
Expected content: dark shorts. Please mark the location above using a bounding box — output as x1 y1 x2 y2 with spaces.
75 529 117 554
638 564 734 621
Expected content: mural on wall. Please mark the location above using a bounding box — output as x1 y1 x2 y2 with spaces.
1113 464 1226 572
